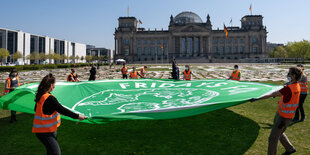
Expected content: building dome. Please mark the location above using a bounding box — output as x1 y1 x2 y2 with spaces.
174 11 203 24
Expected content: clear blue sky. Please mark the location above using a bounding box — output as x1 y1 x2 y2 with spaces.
1 0 309 49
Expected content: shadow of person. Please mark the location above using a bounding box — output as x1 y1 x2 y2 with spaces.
0 108 260 154
259 122 273 129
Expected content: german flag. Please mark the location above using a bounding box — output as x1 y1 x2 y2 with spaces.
224 24 228 39
161 44 164 51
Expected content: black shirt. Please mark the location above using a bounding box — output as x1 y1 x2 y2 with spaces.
34 94 79 119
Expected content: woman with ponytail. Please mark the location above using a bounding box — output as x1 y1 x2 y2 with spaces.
33 73 86 155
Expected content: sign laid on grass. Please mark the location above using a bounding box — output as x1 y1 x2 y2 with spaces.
0 79 282 124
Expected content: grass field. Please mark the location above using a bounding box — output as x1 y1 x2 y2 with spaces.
0 81 310 154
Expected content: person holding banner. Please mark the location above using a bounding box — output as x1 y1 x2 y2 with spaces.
228 65 241 81
293 64 307 122
140 66 147 78
67 69 80 82
183 65 192 80
3 69 22 123
250 67 302 155
130 67 142 79
121 63 128 79
33 73 87 155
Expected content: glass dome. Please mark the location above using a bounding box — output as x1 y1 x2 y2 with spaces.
174 11 203 24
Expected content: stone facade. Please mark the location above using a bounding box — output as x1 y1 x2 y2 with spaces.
114 12 267 63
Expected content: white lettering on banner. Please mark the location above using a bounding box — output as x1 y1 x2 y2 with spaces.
174 83 191 87
151 83 156 88
159 83 175 88
221 85 258 95
135 83 147 88
206 82 228 88
196 82 213 87
120 83 130 89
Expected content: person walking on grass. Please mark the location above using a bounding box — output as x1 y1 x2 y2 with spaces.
292 64 307 122
250 67 302 155
3 69 22 123
121 63 128 79
33 73 87 155
89 64 96 81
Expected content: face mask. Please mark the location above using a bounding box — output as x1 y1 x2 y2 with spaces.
234 68 238 70
185 67 189 70
287 75 291 82
11 74 17 78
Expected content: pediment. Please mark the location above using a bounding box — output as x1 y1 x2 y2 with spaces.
174 24 208 32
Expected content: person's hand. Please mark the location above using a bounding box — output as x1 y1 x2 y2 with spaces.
78 115 87 121
249 98 258 102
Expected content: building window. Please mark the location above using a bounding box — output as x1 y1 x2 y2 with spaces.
219 46 224 54
252 37 257 43
226 46 230 54
253 47 258 54
144 47 149 55
240 46 244 54
195 37 199 54
137 47 142 56
124 49 129 55
188 38 193 55
137 40 141 45
226 39 230 43
220 39 224 44
233 46 238 54
240 39 244 43
150 47 155 55
233 39 238 44
212 46 217 53
123 39 130 45
157 40 161 45
151 40 155 45
181 37 186 55
144 40 148 45
157 47 162 56
164 40 168 45
213 39 217 44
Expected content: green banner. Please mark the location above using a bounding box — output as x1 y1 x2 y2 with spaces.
0 79 281 124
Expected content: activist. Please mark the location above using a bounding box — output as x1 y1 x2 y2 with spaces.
67 69 80 82
33 73 87 155
250 67 302 155
293 64 307 122
228 65 241 81
3 69 22 123
121 63 128 79
130 67 141 79
140 66 147 78
89 64 96 81
183 65 192 80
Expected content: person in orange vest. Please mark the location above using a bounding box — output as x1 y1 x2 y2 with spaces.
130 67 141 79
250 67 302 155
140 66 147 78
293 64 308 122
3 69 22 123
183 65 192 80
121 63 128 79
67 69 80 82
33 73 87 155
228 65 241 81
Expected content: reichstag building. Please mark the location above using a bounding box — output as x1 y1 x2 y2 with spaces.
114 11 267 63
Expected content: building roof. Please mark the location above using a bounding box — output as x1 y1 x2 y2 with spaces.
174 11 203 24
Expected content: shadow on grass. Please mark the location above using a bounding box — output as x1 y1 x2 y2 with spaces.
0 108 259 155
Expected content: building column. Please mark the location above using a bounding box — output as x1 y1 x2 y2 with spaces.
186 36 189 57
179 37 182 57
200 36 203 56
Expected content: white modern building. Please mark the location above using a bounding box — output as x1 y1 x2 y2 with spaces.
0 27 86 64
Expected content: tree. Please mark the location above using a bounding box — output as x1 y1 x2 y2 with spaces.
75 55 80 63
30 51 40 63
12 51 23 62
47 50 54 63
86 55 92 62
39 52 47 62
91 55 98 62
0 48 10 63
269 46 288 58
80 56 84 62
286 40 310 61
53 53 60 64
69 55 75 63
60 54 68 63
99 55 107 62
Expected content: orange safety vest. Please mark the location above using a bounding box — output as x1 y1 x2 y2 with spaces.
298 72 308 93
32 93 61 133
3 77 20 96
67 73 77 82
231 70 240 81
140 68 146 78
130 71 138 79
277 83 300 119
122 67 128 75
184 70 191 80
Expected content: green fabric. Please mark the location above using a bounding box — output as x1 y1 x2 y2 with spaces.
0 79 282 124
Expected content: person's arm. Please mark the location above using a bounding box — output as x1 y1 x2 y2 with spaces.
4 79 9 90
46 96 80 119
250 91 282 102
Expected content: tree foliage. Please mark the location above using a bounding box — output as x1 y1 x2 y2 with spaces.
269 40 310 61
0 48 10 62
12 51 23 61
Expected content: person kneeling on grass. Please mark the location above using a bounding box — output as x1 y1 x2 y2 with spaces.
250 67 302 155
33 73 87 155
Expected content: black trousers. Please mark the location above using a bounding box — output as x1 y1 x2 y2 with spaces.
294 94 307 120
122 74 128 79
36 132 61 155
10 110 16 121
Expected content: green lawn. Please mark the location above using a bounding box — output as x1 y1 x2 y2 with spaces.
0 81 309 154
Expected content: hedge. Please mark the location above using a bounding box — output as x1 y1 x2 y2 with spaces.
0 63 109 72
